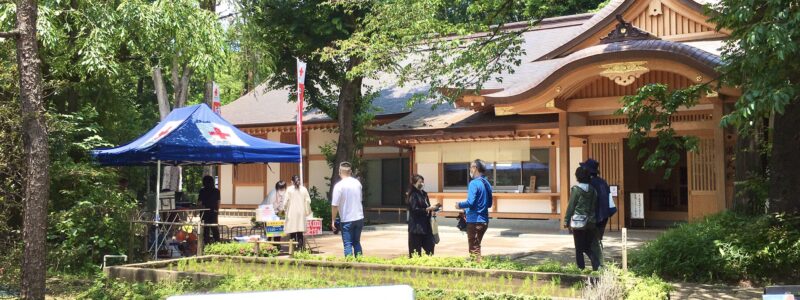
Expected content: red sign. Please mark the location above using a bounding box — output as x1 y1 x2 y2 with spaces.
305 218 322 236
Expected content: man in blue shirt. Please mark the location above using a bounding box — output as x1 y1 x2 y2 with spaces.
454 159 493 262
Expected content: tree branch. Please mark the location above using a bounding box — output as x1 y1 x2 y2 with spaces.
0 30 19 39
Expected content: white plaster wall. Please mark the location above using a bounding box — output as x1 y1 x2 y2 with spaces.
220 165 233 205
496 199 553 213
555 146 586 191
308 130 338 155
441 198 465 212
235 186 264 205
570 147 583 188
308 160 331 194
416 163 439 193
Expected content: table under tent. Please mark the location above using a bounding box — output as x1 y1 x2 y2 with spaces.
91 104 301 260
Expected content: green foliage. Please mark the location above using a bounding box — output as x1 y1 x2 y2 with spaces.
709 0 800 129
204 243 278 257
323 0 605 105
734 173 769 215
0 48 23 289
47 108 138 274
290 252 588 275
630 211 800 284
617 83 710 178
308 187 332 231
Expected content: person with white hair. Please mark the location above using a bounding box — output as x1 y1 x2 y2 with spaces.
331 162 364 257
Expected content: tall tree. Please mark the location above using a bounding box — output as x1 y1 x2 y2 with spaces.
238 0 371 194
241 0 603 195
709 0 800 214
118 0 226 189
1 0 50 298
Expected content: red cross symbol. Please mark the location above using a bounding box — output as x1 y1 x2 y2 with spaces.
209 127 230 140
298 67 304 77
156 126 173 138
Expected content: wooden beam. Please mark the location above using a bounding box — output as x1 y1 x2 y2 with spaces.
568 121 717 135
566 96 623 112
558 112 570 225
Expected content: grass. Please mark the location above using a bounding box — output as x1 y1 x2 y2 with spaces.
164 257 581 298
289 251 591 275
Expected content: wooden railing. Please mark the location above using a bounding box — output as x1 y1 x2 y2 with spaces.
428 192 561 220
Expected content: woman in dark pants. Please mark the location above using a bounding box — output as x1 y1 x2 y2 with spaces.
407 174 440 257
564 167 602 271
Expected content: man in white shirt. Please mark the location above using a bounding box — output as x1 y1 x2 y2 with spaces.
331 161 364 257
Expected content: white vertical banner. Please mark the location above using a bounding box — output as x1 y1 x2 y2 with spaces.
296 58 306 186
212 82 221 114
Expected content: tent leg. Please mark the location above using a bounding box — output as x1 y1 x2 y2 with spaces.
154 160 161 260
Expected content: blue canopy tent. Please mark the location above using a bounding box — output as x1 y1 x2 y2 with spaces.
91 103 300 166
91 103 300 259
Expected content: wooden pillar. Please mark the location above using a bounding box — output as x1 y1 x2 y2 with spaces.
558 112 570 223
713 103 726 211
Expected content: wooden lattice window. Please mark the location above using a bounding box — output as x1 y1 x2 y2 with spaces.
688 138 716 192
588 140 623 186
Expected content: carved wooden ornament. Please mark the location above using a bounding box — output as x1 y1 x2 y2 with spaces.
495 106 515 116
599 61 649 86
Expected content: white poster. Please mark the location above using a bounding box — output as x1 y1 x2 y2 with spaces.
630 193 644 219
610 185 619 197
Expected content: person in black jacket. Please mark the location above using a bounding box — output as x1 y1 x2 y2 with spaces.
407 174 440 257
198 175 220 243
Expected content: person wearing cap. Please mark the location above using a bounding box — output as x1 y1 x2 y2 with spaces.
580 158 614 240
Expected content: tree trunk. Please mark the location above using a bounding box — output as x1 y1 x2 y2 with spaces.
203 79 214 176
16 0 49 299
733 118 767 212
328 57 363 198
768 99 800 214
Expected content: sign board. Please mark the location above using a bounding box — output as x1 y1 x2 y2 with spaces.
610 185 619 197
630 193 645 219
255 204 277 222
264 220 285 237
305 218 322 236
168 285 414 300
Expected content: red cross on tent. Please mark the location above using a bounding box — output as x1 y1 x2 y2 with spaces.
156 126 173 138
209 127 230 140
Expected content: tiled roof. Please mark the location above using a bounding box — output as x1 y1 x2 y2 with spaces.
222 13 593 126
484 39 723 100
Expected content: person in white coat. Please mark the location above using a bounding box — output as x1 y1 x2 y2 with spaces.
284 175 312 251
261 181 287 242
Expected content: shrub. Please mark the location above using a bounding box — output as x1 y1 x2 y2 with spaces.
630 211 800 284
308 187 332 231
205 242 278 257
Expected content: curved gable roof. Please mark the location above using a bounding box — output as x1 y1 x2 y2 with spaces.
535 0 718 62
485 39 722 102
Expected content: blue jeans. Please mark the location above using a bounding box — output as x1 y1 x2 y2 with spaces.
341 218 364 257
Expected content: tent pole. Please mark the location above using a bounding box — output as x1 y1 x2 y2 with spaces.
154 160 161 260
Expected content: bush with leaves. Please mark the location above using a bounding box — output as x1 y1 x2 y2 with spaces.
46 108 138 273
308 187 332 231
630 211 800 284
204 242 278 257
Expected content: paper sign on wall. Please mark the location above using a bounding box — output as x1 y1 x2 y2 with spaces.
630 193 644 219
610 185 619 197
